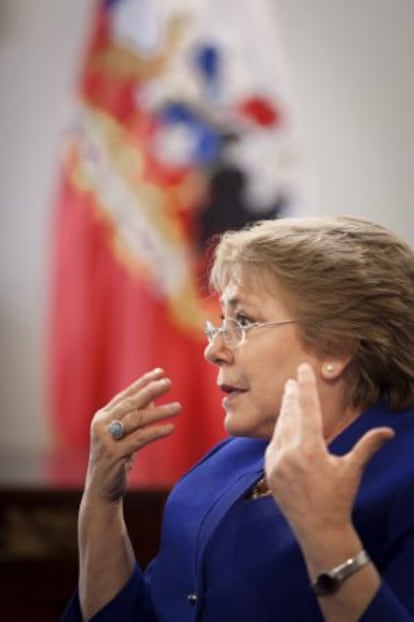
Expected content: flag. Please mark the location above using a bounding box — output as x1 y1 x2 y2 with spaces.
48 0 309 486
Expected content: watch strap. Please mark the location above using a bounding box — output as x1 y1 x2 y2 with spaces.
312 549 371 596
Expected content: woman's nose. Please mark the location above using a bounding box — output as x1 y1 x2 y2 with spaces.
204 333 234 366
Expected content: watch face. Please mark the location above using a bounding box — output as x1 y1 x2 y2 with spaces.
315 572 339 595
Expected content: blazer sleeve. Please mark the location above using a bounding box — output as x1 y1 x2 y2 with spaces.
59 564 157 622
359 479 414 621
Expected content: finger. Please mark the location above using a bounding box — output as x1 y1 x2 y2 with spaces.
349 427 395 471
107 368 165 408
122 423 176 454
270 378 300 445
119 401 182 435
109 378 173 419
297 362 323 436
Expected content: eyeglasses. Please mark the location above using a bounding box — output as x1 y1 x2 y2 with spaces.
204 317 301 349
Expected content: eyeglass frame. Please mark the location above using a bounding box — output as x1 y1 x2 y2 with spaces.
204 317 301 349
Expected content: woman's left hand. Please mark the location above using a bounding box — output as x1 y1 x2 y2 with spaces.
264 363 394 544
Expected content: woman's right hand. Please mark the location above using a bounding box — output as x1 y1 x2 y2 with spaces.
84 367 181 504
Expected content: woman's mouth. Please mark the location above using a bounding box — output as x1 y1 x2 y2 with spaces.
219 384 248 406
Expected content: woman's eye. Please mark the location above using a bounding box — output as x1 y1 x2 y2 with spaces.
236 314 254 327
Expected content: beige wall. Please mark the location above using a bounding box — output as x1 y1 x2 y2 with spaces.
275 0 414 231
0 0 413 457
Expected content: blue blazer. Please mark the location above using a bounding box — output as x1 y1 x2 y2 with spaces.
61 399 414 621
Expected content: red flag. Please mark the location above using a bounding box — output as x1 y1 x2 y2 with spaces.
48 0 307 486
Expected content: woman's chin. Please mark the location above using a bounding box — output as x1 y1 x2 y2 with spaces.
223 411 245 436
223 410 273 439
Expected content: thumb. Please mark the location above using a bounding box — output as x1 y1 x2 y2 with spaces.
350 427 395 471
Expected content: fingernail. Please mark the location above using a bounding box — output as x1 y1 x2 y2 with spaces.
298 362 311 374
153 367 164 374
162 423 175 433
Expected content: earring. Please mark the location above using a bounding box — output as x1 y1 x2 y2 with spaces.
324 363 335 374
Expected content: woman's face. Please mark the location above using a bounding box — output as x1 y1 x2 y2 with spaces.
204 275 326 439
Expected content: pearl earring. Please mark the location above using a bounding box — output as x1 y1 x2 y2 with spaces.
324 363 335 374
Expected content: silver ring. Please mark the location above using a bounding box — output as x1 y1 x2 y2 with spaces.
108 419 125 441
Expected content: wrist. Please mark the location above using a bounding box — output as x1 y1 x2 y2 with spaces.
296 524 363 576
80 492 124 524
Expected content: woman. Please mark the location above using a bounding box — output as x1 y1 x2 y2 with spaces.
61 215 414 621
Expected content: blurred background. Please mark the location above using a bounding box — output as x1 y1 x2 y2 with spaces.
0 0 413 619
2 0 414 477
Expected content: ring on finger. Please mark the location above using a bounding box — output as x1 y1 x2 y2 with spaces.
108 419 125 441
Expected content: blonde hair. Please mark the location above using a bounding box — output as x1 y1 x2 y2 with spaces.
209 216 414 410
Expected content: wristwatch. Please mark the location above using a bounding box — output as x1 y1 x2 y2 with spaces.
312 549 370 596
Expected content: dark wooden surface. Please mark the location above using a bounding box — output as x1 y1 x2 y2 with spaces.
0 453 169 621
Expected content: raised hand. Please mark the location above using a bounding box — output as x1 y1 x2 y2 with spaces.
264 363 394 543
85 367 182 503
